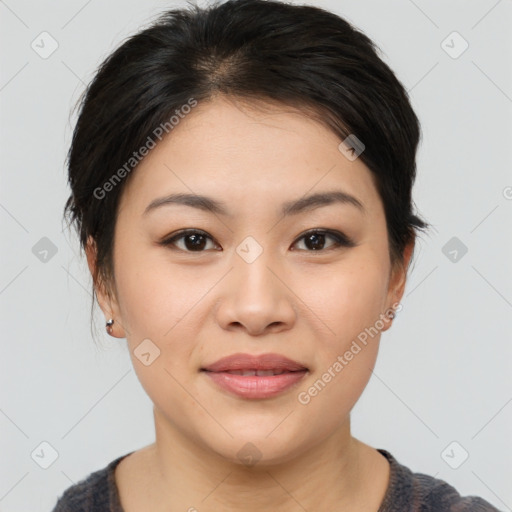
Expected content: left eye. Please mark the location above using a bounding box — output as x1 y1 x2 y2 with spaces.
292 229 355 251
160 229 355 252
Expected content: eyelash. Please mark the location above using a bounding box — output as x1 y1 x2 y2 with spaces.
159 228 356 253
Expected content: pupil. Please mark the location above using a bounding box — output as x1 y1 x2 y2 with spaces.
186 234 206 251
307 233 325 250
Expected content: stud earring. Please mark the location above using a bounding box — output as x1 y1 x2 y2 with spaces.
106 318 114 335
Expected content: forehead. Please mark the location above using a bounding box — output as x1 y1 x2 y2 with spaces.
118 96 382 219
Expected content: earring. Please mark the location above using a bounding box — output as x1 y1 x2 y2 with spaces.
106 318 114 335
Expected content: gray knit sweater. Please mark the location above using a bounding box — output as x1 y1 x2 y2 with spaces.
51 449 502 511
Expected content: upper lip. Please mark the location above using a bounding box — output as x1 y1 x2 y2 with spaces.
201 353 308 372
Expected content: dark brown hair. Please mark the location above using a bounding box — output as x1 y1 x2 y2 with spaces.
63 0 429 329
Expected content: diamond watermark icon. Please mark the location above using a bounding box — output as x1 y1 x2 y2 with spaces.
31 31 59 59
32 237 58 263
134 338 161 366
442 236 468 263
31 441 59 469
441 31 469 59
236 236 263 264
237 442 262 467
441 441 469 469
338 134 365 161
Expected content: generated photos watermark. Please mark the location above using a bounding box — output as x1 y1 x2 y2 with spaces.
297 302 402 405
93 97 198 200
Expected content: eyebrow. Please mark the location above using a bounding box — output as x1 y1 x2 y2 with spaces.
143 190 365 217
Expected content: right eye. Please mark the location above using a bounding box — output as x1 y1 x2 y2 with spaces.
159 229 221 252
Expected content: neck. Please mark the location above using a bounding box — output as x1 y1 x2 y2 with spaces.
143 406 387 512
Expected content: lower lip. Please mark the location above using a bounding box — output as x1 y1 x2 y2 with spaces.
202 370 308 399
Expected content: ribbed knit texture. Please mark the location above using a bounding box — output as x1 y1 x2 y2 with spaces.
52 449 502 511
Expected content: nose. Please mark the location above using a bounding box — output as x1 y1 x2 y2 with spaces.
215 249 297 336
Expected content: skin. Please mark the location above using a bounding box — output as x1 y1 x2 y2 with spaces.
86 96 414 512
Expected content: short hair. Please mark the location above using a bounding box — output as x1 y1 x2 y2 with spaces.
63 0 429 319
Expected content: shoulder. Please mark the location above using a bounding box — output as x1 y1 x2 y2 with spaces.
411 472 501 511
377 449 502 512
51 452 133 512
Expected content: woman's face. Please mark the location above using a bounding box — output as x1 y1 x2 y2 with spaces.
90 96 411 466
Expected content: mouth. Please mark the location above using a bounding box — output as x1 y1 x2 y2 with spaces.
200 353 309 399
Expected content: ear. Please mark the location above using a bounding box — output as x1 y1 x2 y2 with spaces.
381 239 415 331
85 236 125 338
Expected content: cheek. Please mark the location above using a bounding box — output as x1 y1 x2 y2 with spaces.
296 262 388 419
114 255 200 412
113 244 189 335
112 247 206 374
300 253 390 343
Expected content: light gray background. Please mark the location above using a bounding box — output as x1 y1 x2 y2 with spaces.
1 0 511 511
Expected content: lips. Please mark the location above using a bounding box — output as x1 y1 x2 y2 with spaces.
200 353 308 399
200 352 308 373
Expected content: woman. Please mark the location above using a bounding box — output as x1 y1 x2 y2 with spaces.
54 0 500 510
